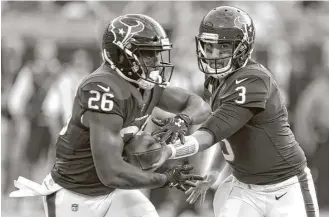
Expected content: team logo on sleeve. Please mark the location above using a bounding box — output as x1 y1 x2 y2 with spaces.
109 16 145 47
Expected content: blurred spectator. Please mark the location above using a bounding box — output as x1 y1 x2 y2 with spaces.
267 38 292 107
43 49 93 143
294 38 329 209
7 39 61 182
3 38 61 215
1 36 26 108
1 36 26 199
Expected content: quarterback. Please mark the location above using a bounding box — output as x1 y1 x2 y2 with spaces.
10 14 210 217
155 6 319 217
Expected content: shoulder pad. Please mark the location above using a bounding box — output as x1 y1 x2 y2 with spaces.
220 67 271 109
228 63 271 88
77 72 129 115
238 62 272 81
80 72 131 100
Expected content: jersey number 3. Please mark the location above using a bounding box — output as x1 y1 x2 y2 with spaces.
88 90 114 111
235 86 246 104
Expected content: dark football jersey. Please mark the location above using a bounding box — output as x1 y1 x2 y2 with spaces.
204 60 306 185
51 64 164 196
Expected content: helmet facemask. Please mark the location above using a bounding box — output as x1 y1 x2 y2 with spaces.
127 48 173 90
196 32 250 79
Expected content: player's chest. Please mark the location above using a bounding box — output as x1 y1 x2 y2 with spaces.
121 90 160 141
204 79 227 111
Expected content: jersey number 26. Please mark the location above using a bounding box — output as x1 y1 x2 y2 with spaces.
88 90 114 112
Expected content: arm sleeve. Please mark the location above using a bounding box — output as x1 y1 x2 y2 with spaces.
222 75 269 110
78 81 125 118
199 103 255 143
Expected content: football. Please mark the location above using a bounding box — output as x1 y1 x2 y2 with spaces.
123 133 163 170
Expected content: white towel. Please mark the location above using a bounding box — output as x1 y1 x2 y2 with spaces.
9 173 62 197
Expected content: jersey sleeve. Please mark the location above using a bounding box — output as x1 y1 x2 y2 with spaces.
78 81 125 117
221 75 269 109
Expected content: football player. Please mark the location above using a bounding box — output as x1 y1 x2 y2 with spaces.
10 14 210 217
154 6 319 217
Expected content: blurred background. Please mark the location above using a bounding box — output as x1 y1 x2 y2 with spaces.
1 1 329 217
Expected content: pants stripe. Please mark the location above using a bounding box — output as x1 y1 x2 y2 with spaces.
46 192 57 217
297 169 318 217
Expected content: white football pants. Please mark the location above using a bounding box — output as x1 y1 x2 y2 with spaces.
213 167 319 217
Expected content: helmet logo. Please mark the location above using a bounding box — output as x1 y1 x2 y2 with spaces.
234 16 253 43
110 16 145 47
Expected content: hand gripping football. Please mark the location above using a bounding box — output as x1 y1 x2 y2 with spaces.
123 133 162 170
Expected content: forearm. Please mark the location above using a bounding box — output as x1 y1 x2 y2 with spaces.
167 130 215 160
199 104 255 142
167 104 251 159
93 136 167 189
167 104 255 159
158 87 211 125
192 130 215 152
90 113 168 190
109 161 167 189
180 94 211 125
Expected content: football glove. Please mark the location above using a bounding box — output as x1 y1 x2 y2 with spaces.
163 164 204 190
151 114 192 144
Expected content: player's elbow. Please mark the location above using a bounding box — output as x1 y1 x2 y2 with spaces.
96 159 131 188
99 174 121 189
190 95 212 123
196 95 211 113
201 100 212 117
94 159 121 187
103 172 129 189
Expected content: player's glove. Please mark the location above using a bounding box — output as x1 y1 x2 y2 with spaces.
151 114 192 144
162 164 204 191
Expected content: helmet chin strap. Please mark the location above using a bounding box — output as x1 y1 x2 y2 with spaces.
201 58 233 79
206 55 250 80
206 58 233 72
137 70 161 90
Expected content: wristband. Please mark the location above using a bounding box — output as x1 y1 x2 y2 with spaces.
167 136 199 159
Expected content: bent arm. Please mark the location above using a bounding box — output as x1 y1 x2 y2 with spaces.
157 86 211 125
87 111 167 189
200 104 257 144
167 104 256 159
192 103 256 152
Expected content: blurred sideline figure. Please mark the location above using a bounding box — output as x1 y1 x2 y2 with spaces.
43 49 93 142
7 38 61 183
5 38 61 213
294 38 329 209
42 49 94 171
154 6 319 217
9 14 210 217
1 36 26 209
